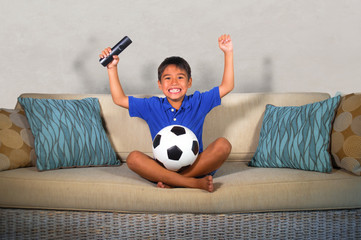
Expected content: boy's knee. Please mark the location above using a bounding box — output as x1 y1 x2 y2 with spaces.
126 151 144 170
217 137 232 154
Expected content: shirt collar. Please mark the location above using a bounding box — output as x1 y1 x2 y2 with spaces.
162 95 191 112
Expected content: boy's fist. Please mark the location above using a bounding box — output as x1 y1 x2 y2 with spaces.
99 47 119 69
218 34 233 53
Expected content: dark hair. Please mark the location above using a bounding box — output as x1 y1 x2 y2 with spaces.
158 56 191 81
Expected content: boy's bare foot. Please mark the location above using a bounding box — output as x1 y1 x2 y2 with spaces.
157 175 214 192
200 175 214 192
157 182 172 189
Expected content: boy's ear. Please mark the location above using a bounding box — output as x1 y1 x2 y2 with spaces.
158 80 162 90
188 78 192 88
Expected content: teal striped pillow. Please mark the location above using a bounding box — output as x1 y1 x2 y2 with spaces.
250 95 340 173
18 97 120 171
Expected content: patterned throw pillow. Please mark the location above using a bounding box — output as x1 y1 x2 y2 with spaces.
18 97 120 171
0 109 36 171
331 93 361 175
250 95 340 173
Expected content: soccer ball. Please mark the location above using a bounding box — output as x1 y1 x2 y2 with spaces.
152 125 199 171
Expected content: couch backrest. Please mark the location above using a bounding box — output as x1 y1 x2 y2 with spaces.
16 92 330 162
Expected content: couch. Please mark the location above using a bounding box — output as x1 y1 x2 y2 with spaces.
1 92 360 239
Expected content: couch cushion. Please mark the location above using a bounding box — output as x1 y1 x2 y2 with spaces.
249 95 341 173
18 97 120 171
331 93 361 175
1 162 360 213
16 93 152 162
0 109 36 171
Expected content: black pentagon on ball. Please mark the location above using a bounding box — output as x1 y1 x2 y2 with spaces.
153 134 161 149
192 140 199 155
171 126 186 136
167 145 183 161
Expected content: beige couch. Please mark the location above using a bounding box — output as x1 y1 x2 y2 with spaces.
1 92 361 239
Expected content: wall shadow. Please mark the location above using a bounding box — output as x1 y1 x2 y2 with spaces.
140 61 159 94
242 56 274 93
74 36 110 94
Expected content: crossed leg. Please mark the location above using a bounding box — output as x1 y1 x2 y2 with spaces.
126 137 231 192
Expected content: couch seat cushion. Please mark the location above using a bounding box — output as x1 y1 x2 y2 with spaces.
1 162 360 213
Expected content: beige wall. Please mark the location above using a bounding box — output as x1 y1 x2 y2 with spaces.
1 0 360 108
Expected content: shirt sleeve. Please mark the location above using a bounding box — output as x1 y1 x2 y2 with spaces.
199 86 221 115
128 96 148 120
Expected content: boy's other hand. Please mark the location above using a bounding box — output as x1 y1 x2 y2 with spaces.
218 34 233 53
99 47 119 69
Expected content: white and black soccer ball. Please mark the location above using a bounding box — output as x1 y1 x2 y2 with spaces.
152 125 199 171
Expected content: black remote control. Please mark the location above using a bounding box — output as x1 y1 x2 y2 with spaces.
99 36 132 67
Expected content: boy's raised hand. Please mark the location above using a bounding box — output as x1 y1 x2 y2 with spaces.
218 34 234 98
218 34 233 53
99 47 119 69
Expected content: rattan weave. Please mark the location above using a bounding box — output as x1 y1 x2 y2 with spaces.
1 208 360 239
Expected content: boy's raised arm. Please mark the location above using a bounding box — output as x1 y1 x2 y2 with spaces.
218 34 234 98
100 47 129 109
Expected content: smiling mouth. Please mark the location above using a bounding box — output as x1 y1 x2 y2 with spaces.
169 88 181 93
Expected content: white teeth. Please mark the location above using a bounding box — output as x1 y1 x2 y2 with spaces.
169 89 180 93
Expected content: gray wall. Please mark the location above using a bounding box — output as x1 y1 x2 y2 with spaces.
1 0 360 108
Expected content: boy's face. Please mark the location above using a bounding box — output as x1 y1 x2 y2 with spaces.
158 64 192 107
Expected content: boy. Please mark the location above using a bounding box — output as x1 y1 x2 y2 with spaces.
100 34 234 192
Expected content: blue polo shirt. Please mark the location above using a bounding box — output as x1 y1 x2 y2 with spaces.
128 86 221 152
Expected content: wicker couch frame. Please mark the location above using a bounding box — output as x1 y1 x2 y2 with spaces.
1 208 361 239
